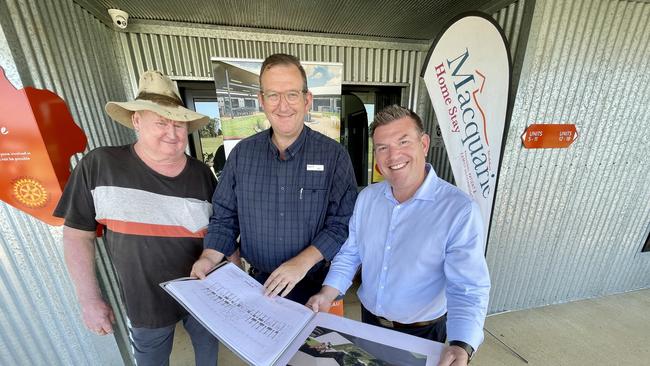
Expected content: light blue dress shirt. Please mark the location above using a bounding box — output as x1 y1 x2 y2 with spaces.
324 164 490 350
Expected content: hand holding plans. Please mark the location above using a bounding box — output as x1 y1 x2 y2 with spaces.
161 263 443 366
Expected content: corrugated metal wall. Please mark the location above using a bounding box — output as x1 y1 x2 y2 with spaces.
486 0 650 313
0 0 133 364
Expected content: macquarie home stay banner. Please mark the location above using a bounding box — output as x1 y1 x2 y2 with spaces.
421 13 511 244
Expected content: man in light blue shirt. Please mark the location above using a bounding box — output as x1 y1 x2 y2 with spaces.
307 105 490 366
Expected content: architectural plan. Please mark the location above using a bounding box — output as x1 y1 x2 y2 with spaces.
162 263 442 366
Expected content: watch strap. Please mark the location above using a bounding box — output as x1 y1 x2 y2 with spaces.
449 340 475 361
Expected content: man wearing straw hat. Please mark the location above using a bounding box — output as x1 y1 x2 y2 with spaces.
54 71 225 365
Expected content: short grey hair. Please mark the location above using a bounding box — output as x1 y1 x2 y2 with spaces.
369 105 425 138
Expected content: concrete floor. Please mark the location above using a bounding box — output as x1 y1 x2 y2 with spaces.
170 288 650 366
473 289 650 366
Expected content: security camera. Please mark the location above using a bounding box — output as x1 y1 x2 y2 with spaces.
108 9 129 29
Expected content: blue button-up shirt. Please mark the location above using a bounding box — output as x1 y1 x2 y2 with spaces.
324 164 490 350
204 127 358 273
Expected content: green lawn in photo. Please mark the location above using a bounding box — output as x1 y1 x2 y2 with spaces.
200 135 224 155
222 113 268 138
200 136 224 166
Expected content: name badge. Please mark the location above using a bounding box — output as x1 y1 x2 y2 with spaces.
306 164 324 171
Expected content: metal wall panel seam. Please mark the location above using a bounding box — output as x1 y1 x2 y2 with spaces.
573 0 634 299
505 0 565 310
486 0 547 310
589 1 638 293
598 2 650 292
558 0 620 301
34 223 88 364
69 3 115 148
38 1 87 144
0 232 39 365
1 214 62 365
530 0 586 304
12 1 48 88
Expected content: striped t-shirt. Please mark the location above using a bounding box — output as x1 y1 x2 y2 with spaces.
54 144 217 328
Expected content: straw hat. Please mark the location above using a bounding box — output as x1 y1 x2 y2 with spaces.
105 71 209 133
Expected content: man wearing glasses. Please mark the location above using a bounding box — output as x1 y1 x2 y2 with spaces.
192 54 358 304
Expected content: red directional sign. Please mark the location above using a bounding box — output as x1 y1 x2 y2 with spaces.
521 124 578 149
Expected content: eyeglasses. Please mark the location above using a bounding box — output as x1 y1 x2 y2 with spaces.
261 90 305 105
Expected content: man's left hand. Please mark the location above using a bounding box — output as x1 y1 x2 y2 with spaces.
263 257 310 298
437 345 470 366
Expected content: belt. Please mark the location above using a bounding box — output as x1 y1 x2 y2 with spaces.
376 313 446 330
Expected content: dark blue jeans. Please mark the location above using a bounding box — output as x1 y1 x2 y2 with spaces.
129 315 218 366
360 304 447 343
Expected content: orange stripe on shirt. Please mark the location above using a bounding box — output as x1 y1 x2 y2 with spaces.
98 219 207 238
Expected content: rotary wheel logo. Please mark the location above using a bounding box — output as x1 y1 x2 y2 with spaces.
13 178 49 208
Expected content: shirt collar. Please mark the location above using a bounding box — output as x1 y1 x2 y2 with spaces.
267 126 308 160
382 163 439 203
413 164 438 202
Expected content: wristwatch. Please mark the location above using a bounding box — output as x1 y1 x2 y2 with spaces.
449 340 474 362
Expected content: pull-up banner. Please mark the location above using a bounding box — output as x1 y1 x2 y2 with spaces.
421 12 511 244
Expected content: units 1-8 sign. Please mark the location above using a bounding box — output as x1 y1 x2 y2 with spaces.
521 124 578 149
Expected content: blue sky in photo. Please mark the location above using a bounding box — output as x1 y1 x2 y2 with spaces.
307 65 339 87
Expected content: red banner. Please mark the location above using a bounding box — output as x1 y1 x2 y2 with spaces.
0 67 87 225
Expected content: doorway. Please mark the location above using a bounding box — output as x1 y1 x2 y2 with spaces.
340 85 404 186
178 81 227 178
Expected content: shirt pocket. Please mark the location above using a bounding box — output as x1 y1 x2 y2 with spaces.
301 170 327 190
298 175 327 231
298 187 327 218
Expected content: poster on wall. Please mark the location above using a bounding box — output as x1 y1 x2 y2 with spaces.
0 68 87 225
421 13 511 244
208 58 343 159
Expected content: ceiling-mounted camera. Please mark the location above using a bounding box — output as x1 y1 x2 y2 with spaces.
108 9 129 29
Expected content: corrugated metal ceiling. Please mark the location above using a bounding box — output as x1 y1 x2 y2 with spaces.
73 0 515 40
